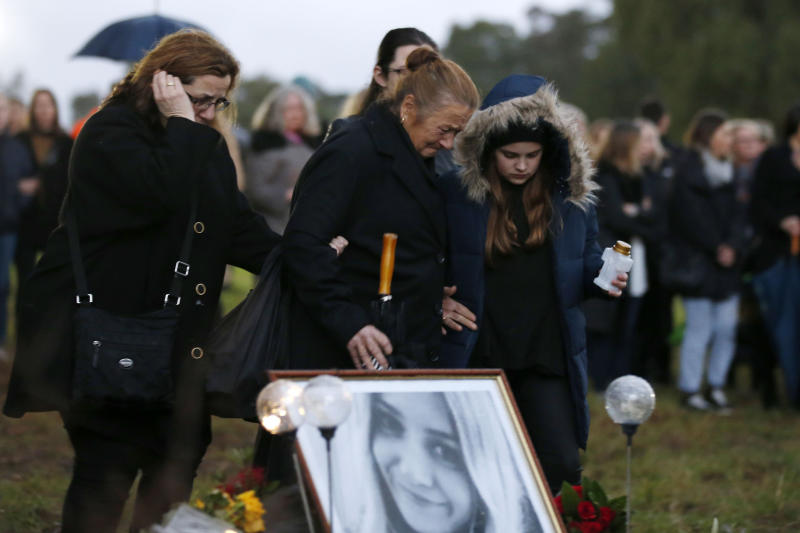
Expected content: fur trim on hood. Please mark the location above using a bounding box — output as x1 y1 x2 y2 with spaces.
454 80 597 208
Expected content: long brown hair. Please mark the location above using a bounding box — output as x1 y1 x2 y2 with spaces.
485 157 555 263
599 121 641 176
28 89 65 135
104 29 239 130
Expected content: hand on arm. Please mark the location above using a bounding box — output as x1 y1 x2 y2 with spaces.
328 236 349 256
441 286 477 334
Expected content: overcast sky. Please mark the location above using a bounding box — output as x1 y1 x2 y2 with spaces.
1 0 609 124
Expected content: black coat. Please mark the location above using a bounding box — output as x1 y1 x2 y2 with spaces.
283 104 447 369
584 162 662 332
750 144 800 274
3 103 279 442
15 131 73 248
594 162 661 248
668 150 746 299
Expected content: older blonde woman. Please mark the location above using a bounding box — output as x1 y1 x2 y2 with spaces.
244 85 321 233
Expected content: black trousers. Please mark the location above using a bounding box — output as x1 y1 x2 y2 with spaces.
61 419 209 533
505 369 582 495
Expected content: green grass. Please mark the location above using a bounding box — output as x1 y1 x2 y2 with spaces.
2 271 799 531
583 386 800 532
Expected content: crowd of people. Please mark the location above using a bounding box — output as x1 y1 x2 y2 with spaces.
0 25 798 532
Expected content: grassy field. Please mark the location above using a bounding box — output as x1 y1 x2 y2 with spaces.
1 269 799 532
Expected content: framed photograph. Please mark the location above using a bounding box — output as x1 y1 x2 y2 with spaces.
270 369 567 533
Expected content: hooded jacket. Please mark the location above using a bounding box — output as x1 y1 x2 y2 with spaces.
439 74 603 447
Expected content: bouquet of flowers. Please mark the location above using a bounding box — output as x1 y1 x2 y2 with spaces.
192 467 270 533
554 477 626 533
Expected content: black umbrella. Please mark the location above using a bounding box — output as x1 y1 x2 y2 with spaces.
370 233 406 369
75 14 206 62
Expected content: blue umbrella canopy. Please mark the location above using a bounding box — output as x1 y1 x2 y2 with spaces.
75 14 206 62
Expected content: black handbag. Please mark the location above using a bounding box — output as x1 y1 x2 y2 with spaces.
66 191 198 407
658 239 710 293
205 244 290 419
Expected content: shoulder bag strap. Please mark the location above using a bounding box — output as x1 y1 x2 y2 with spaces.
66 187 199 308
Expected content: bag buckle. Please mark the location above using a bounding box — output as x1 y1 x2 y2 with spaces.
76 293 94 304
174 261 190 277
164 293 182 307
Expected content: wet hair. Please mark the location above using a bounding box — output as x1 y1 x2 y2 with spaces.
104 29 239 129
383 47 479 121
355 27 438 116
251 84 321 137
28 88 64 135
782 103 800 140
685 108 728 149
639 98 666 123
599 121 642 176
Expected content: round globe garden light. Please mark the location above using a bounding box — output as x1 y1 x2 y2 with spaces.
303 374 354 430
302 374 354 533
604 375 656 533
256 379 306 435
255 380 318 533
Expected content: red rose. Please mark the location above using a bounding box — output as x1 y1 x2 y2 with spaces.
577 500 598 520
568 521 582 533
250 467 265 486
579 521 605 533
573 485 584 499
554 495 564 514
599 506 616 526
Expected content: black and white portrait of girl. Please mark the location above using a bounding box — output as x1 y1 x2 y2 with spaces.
296 381 559 533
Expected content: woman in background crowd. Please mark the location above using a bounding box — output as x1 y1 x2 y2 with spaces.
0 93 35 362
671 109 746 411
587 118 613 163
346 27 438 118
750 104 800 409
632 118 673 384
587 121 659 390
244 85 320 234
15 89 73 288
7 97 28 136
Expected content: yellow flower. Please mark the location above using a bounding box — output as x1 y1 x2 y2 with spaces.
194 499 205 510
235 490 266 533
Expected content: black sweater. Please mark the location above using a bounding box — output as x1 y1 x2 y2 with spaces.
473 181 565 374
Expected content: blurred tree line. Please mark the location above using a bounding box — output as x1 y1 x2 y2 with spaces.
54 1 800 138
444 0 800 136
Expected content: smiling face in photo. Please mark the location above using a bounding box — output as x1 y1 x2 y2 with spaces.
369 392 476 533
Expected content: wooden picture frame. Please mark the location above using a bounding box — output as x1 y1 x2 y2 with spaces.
270 369 567 533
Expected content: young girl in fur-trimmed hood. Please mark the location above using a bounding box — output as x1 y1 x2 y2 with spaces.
438 74 627 494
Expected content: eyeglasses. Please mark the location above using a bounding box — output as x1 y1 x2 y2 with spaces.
185 91 231 112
